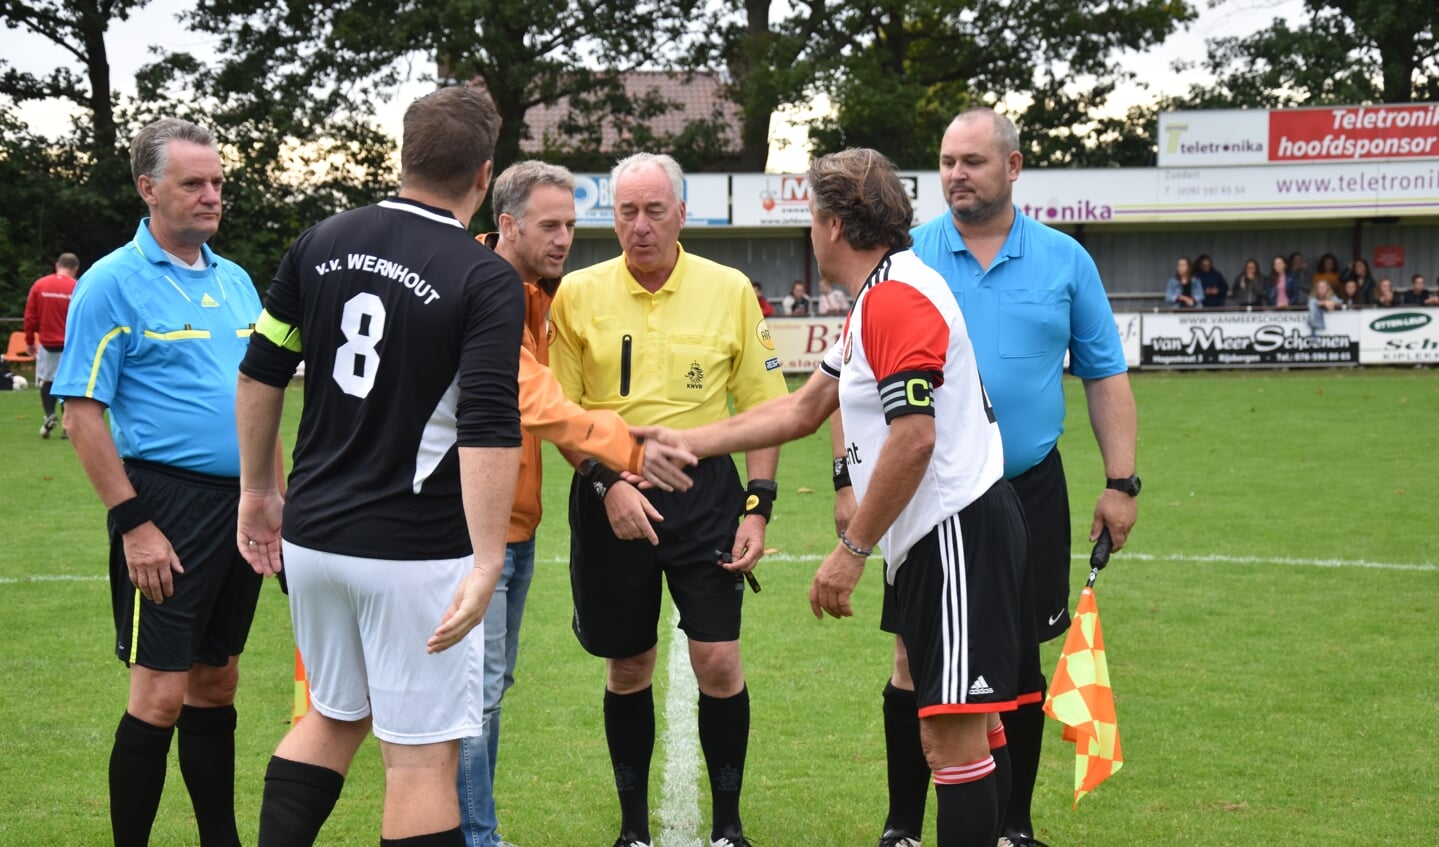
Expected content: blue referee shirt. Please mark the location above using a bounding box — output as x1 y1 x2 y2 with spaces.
52 219 261 477
910 207 1126 479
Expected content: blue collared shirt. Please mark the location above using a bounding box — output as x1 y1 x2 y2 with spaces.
910 208 1126 478
52 219 261 476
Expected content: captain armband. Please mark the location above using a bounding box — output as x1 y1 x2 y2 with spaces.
877 370 942 423
743 479 778 523
578 458 622 501
254 309 302 353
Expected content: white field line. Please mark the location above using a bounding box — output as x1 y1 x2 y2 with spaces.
658 602 702 847
533 552 1436 573
9 551 1428 587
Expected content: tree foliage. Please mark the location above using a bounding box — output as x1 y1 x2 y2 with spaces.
804 0 1197 168
1179 0 1439 108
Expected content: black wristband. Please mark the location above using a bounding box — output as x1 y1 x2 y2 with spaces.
578 458 623 501
832 456 852 491
744 479 777 523
109 496 152 535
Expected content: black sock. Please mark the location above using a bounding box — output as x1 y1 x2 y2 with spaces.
379 829 464 846
933 758 998 847
40 381 55 417
604 687 655 842
882 682 929 836
988 723 1012 843
258 756 345 847
110 712 174 847
698 686 749 840
177 704 240 846
1001 694 1046 837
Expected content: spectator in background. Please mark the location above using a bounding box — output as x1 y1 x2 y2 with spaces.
815 277 850 315
1231 258 1265 308
782 279 813 316
752 280 775 317
1374 277 1398 307
1312 253 1341 292
1287 251 1311 305
1340 258 1377 304
1165 256 1203 308
23 252 80 438
1194 254 1227 308
1308 279 1341 334
1338 278 1365 308
1400 273 1439 306
1265 254 1295 307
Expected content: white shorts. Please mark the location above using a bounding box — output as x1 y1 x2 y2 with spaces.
282 541 484 745
35 347 60 383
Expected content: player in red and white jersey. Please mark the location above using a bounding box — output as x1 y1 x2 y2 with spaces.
637 149 1030 847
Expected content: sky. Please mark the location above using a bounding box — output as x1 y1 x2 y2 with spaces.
2 0 1308 172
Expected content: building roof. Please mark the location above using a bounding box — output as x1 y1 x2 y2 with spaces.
520 70 742 154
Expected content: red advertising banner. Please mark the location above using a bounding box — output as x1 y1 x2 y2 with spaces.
1269 105 1439 163
1373 244 1406 268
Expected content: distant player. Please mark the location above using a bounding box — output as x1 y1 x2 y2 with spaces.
637 148 1030 847
23 252 79 438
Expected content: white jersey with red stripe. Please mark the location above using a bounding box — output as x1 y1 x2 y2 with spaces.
820 248 1005 578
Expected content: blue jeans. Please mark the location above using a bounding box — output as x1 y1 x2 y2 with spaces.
459 538 536 847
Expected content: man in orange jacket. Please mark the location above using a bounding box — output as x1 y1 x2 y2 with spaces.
458 160 696 847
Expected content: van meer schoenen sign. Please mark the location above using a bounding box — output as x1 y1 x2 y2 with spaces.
1140 311 1360 368
1159 105 1439 168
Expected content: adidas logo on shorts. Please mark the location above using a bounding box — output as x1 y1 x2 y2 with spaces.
968 675 994 696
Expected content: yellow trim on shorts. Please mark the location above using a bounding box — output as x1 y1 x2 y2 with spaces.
255 309 302 353
129 588 142 665
85 327 130 398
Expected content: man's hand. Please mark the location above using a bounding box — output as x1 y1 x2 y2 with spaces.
638 436 697 493
605 482 663 545
726 514 767 572
809 545 866 619
238 488 285 576
428 566 493 653
1091 489 1138 551
25 343 37 357
833 486 857 536
124 523 184 604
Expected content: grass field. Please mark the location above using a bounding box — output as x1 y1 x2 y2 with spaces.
2 368 1437 845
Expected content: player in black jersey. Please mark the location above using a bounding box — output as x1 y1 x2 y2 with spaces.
236 86 523 847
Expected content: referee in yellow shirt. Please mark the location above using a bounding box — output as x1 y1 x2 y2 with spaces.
549 153 787 847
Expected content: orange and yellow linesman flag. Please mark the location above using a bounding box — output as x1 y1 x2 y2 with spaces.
1043 585 1123 808
293 648 310 724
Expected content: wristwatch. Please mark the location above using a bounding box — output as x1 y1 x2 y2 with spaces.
1106 475 1142 497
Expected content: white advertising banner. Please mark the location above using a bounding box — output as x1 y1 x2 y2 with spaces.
1009 160 1439 223
768 317 846 373
1140 310 1360 369
573 173 730 228
731 171 948 227
1159 104 1439 168
1114 312 1141 368
1357 308 1439 364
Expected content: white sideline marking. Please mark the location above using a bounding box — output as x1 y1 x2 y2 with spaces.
0 573 106 584
658 602 702 847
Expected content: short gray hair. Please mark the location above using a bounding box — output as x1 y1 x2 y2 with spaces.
952 108 1020 156
130 118 217 185
612 152 684 204
492 160 577 224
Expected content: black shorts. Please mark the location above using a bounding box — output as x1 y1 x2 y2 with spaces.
110 460 263 671
569 455 746 659
889 481 1029 717
1008 447 1072 643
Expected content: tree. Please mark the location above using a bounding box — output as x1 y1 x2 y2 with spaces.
1179 0 1439 108
0 0 154 152
803 0 1197 168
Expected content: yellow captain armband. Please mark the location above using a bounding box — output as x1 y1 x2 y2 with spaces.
255 309 302 353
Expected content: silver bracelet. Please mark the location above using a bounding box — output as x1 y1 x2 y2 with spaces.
838 530 872 559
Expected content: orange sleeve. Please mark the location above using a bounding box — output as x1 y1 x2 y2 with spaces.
518 344 644 474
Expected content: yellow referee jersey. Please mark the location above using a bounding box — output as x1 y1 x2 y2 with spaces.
550 244 788 428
